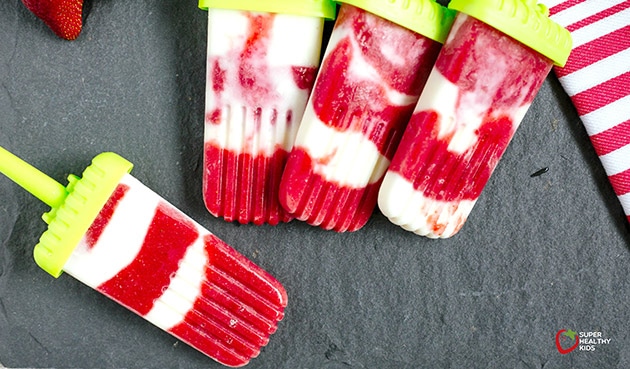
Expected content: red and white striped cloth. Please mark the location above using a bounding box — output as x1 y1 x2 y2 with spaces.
543 0 630 224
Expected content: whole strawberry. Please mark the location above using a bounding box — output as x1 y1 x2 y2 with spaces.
22 0 84 40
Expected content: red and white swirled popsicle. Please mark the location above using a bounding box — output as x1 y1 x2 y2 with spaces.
378 0 573 238
0 146 287 367
278 0 455 232
200 0 336 225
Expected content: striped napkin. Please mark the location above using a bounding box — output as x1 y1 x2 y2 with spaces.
543 0 630 224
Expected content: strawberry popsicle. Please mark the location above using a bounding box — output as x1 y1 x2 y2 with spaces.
199 0 336 225
0 146 287 368
378 0 572 238
278 0 455 232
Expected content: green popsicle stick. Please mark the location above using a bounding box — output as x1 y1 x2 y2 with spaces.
0 145 68 208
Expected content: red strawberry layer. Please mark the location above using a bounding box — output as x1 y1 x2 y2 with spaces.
169 234 287 367
391 110 515 202
389 14 553 203
280 147 381 232
435 15 551 111
312 4 441 155
204 142 293 225
82 181 288 367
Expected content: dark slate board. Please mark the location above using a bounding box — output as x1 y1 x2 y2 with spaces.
0 1 628 368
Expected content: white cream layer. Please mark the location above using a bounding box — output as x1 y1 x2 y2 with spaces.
378 171 475 238
415 67 531 156
207 9 324 67
294 104 391 188
63 175 160 288
145 236 207 331
63 174 208 331
205 9 324 155
291 22 419 189
205 104 302 156
377 70 528 237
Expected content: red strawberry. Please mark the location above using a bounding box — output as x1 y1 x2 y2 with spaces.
21 0 84 40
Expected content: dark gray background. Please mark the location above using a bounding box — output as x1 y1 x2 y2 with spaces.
1 0 629 368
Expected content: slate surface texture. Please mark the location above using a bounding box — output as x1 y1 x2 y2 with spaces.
0 1 628 368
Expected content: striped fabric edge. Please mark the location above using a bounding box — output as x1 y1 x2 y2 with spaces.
546 0 630 222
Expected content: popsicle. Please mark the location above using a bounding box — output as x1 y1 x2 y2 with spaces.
0 146 287 367
199 0 336 225
278 0 455 232
378 0 572 238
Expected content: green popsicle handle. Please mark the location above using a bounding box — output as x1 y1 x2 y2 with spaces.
0 145 68 208
0 145 134 277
